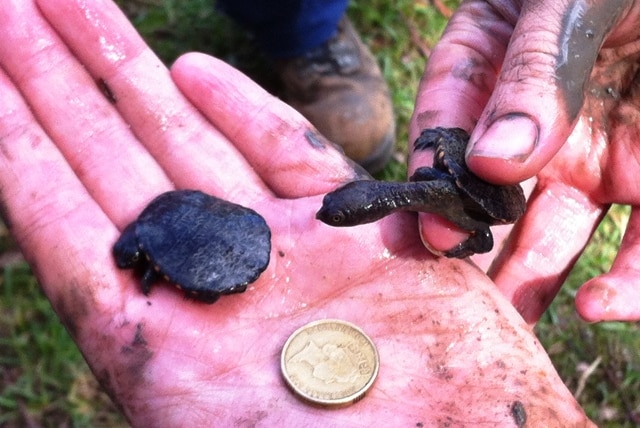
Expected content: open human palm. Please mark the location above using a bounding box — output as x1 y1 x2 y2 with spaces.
0 0 592 426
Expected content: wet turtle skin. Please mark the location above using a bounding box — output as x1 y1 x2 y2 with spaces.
113 190 271 303
413 127 525 223
316 127 526 258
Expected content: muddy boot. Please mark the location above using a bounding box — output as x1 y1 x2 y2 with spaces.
276 18 395 174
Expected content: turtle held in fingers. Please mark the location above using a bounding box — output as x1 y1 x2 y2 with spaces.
316 127 526 258
113 190 271 303
413 127 525 224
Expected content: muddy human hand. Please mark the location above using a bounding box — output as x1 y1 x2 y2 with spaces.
410 0 640 323
0 0 592 425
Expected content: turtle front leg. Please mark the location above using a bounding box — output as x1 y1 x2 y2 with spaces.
140 267 160 296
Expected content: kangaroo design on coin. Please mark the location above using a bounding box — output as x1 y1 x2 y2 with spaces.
280 319 379 406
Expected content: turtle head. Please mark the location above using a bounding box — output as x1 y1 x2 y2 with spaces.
316 180 390 227
112 222 143 269
316 202 352 226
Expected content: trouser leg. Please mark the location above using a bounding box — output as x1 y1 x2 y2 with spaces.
217 0 349 58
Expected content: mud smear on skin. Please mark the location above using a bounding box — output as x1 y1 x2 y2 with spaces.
305 128 370 180
304 129 327 149
51 279 92 340
48 278 135 417
511 400 527 428
582 45 640 134
415 110 440 131
555 0 630 119
50 277 154 418
120 323 153 377
95 323 154 420
451 57 492 95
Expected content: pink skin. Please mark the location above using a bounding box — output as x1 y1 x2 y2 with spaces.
0 0 594 426
410 0 640 323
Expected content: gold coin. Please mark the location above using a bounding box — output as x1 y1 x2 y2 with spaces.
280 319 379 406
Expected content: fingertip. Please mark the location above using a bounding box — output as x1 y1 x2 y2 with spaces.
574 281 607 322
172 52 228 74
171 51 202 72
576 275 640 322
171 52 249 90
418 213 469 255
170 53 198 86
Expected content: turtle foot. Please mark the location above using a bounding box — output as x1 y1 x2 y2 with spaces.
443 227 494 258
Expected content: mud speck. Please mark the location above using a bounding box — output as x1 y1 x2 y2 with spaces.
511 400 527 427
304 129 326 149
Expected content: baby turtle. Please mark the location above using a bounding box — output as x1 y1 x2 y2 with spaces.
113 190 271 303
412 127 525 224
316 127 525 258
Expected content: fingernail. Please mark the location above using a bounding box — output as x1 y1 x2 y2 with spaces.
469 114 538 162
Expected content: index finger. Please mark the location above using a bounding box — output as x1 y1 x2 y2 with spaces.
409 2 514 254
31 0 272 218
409 2 513 149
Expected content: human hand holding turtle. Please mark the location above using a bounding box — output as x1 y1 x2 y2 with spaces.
410 0 640 323
0 0 592 425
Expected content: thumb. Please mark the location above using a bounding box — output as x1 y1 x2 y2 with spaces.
466 0 630 184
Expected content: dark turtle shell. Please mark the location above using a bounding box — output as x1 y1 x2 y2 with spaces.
413 127 525 224
113 190 271 303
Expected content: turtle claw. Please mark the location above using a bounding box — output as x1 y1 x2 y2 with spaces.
140 267 160 296
443 227 494 259
414 127 469 152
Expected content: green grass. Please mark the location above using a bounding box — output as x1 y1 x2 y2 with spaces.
1 0 639 426
536 205 640 426
0 260 124 427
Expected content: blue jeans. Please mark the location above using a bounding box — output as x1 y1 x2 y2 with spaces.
217 0 349 58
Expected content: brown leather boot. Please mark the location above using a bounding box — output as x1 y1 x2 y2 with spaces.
276 18 395 174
